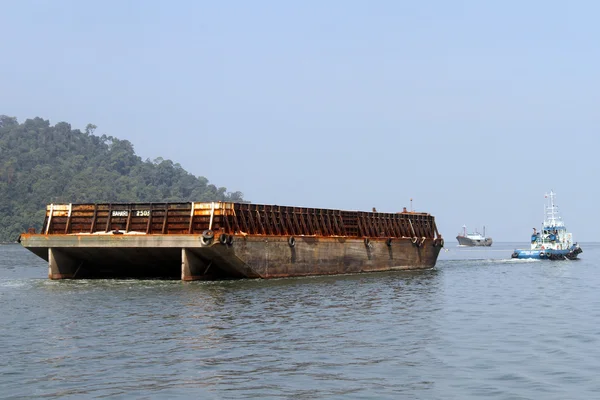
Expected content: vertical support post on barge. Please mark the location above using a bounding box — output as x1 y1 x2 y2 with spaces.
48 248 80 279
181 248 210 281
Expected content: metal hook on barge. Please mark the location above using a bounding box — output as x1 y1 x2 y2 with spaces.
19 201 444 280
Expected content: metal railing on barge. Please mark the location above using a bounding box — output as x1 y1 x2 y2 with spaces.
42 202 440 239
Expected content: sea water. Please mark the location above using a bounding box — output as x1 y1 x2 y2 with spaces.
1 242 599 399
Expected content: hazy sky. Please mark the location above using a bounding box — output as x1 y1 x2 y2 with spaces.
1 1 598 242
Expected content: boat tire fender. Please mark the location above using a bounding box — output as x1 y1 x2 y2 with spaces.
219 233 227 245
226 235 234 246
288 236 296 248
202 229 214 245
386 238 393 247
539 252 545 258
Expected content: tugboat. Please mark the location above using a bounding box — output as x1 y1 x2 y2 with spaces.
511 191 582 260
456 225 493 246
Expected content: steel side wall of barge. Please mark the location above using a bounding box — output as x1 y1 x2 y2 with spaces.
19 201 444 280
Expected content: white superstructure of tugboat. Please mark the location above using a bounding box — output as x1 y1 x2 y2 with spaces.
511 190 582 260
456 225 493 246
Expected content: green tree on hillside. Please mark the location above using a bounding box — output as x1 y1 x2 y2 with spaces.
0 116 245 242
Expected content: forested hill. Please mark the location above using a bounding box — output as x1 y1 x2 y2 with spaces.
0 116 244 242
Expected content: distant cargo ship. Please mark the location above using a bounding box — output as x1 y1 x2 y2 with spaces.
456 225 492 246
19 201 445 280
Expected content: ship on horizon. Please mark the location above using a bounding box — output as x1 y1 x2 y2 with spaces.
456 225 493 247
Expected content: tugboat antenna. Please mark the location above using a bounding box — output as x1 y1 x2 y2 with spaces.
544 190 562 228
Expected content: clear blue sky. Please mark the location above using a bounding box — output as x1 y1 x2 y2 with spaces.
1 1 598 242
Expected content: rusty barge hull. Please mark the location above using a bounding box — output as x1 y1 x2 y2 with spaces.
19 202 444 280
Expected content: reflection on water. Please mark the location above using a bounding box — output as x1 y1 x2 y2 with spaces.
2 243 600 399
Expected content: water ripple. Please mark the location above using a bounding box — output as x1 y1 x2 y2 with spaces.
1 243 600 399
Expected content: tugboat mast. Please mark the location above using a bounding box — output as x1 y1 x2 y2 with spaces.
544 190 563 228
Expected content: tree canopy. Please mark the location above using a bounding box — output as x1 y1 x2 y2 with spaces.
0 116 244 242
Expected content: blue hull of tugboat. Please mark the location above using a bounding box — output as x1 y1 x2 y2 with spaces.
511 247 582 260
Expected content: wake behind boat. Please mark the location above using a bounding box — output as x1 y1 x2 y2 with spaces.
511 191 582 260
456 225 493 246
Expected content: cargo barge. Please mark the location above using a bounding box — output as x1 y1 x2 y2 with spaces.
19 202 444 280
